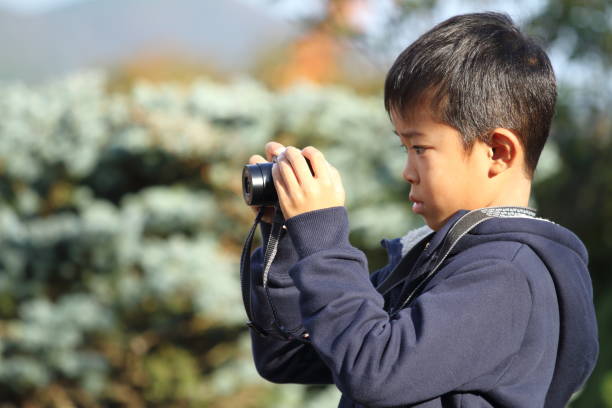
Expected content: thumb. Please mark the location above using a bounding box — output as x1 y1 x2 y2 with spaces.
248 154 268 165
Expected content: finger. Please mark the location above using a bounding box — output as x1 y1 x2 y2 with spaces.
284 146 314 186
301 146 331 180
265 141 286 162
248 154 267 165
276 153 301 193
330 165 345 200
272 162 291 211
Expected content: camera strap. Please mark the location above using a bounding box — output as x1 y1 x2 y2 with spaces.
239 207 263 334
240 205 291 339
377 209 493 314
376 206 537 314
241 206 536 338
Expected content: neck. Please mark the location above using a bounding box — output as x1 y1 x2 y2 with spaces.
487 176 532 208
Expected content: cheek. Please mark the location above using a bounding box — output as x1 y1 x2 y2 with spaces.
420 160 453 204
430 159 470 203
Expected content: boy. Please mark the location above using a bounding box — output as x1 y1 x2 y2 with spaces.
245 12 598 407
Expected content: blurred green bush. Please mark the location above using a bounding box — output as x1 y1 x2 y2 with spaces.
0 72 424 407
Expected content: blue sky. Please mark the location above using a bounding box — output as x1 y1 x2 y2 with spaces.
0 0 84 13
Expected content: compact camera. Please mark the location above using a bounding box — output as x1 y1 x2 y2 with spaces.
242 157 313 206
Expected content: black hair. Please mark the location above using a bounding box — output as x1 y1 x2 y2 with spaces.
384 12 556 177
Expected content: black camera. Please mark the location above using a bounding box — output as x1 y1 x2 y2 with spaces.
242 162 276 206
242 158 313 206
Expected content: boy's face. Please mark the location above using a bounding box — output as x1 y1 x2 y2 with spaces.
391 107 493 230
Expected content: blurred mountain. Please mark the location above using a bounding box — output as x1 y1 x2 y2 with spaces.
0 0 299 81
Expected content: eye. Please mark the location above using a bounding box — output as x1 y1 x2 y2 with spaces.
397 143 408 152
412 146 427 155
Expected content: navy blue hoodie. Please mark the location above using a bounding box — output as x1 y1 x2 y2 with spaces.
247 207 598 407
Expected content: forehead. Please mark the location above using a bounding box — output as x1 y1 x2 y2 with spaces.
390 105 440 135
391 106 469 153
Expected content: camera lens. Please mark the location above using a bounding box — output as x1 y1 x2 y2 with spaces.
242 163 277 206
243 172 252 196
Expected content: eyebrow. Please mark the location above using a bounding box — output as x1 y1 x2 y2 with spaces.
393 130 424 139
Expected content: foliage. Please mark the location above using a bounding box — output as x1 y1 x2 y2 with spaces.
0 72 422 406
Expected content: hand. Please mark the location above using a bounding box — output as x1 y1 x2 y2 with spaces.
247 141 286 223
272 145 345 219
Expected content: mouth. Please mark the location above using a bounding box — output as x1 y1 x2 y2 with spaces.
409 195 424 214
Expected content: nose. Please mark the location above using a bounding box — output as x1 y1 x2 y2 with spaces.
402 157 418 184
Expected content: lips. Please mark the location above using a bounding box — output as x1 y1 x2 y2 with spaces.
410 194 424 214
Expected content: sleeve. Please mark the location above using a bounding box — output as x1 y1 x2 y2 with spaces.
285 206 533 406
247 221 334 384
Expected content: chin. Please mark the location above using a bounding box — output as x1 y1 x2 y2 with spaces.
424 212 455 231
422 216 441 231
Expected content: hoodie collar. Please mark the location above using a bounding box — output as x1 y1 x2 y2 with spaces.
420 211 466 259
422 206 537 259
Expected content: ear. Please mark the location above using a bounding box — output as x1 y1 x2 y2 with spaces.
487 128 522 178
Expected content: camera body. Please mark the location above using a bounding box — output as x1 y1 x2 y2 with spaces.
242 158 313 206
